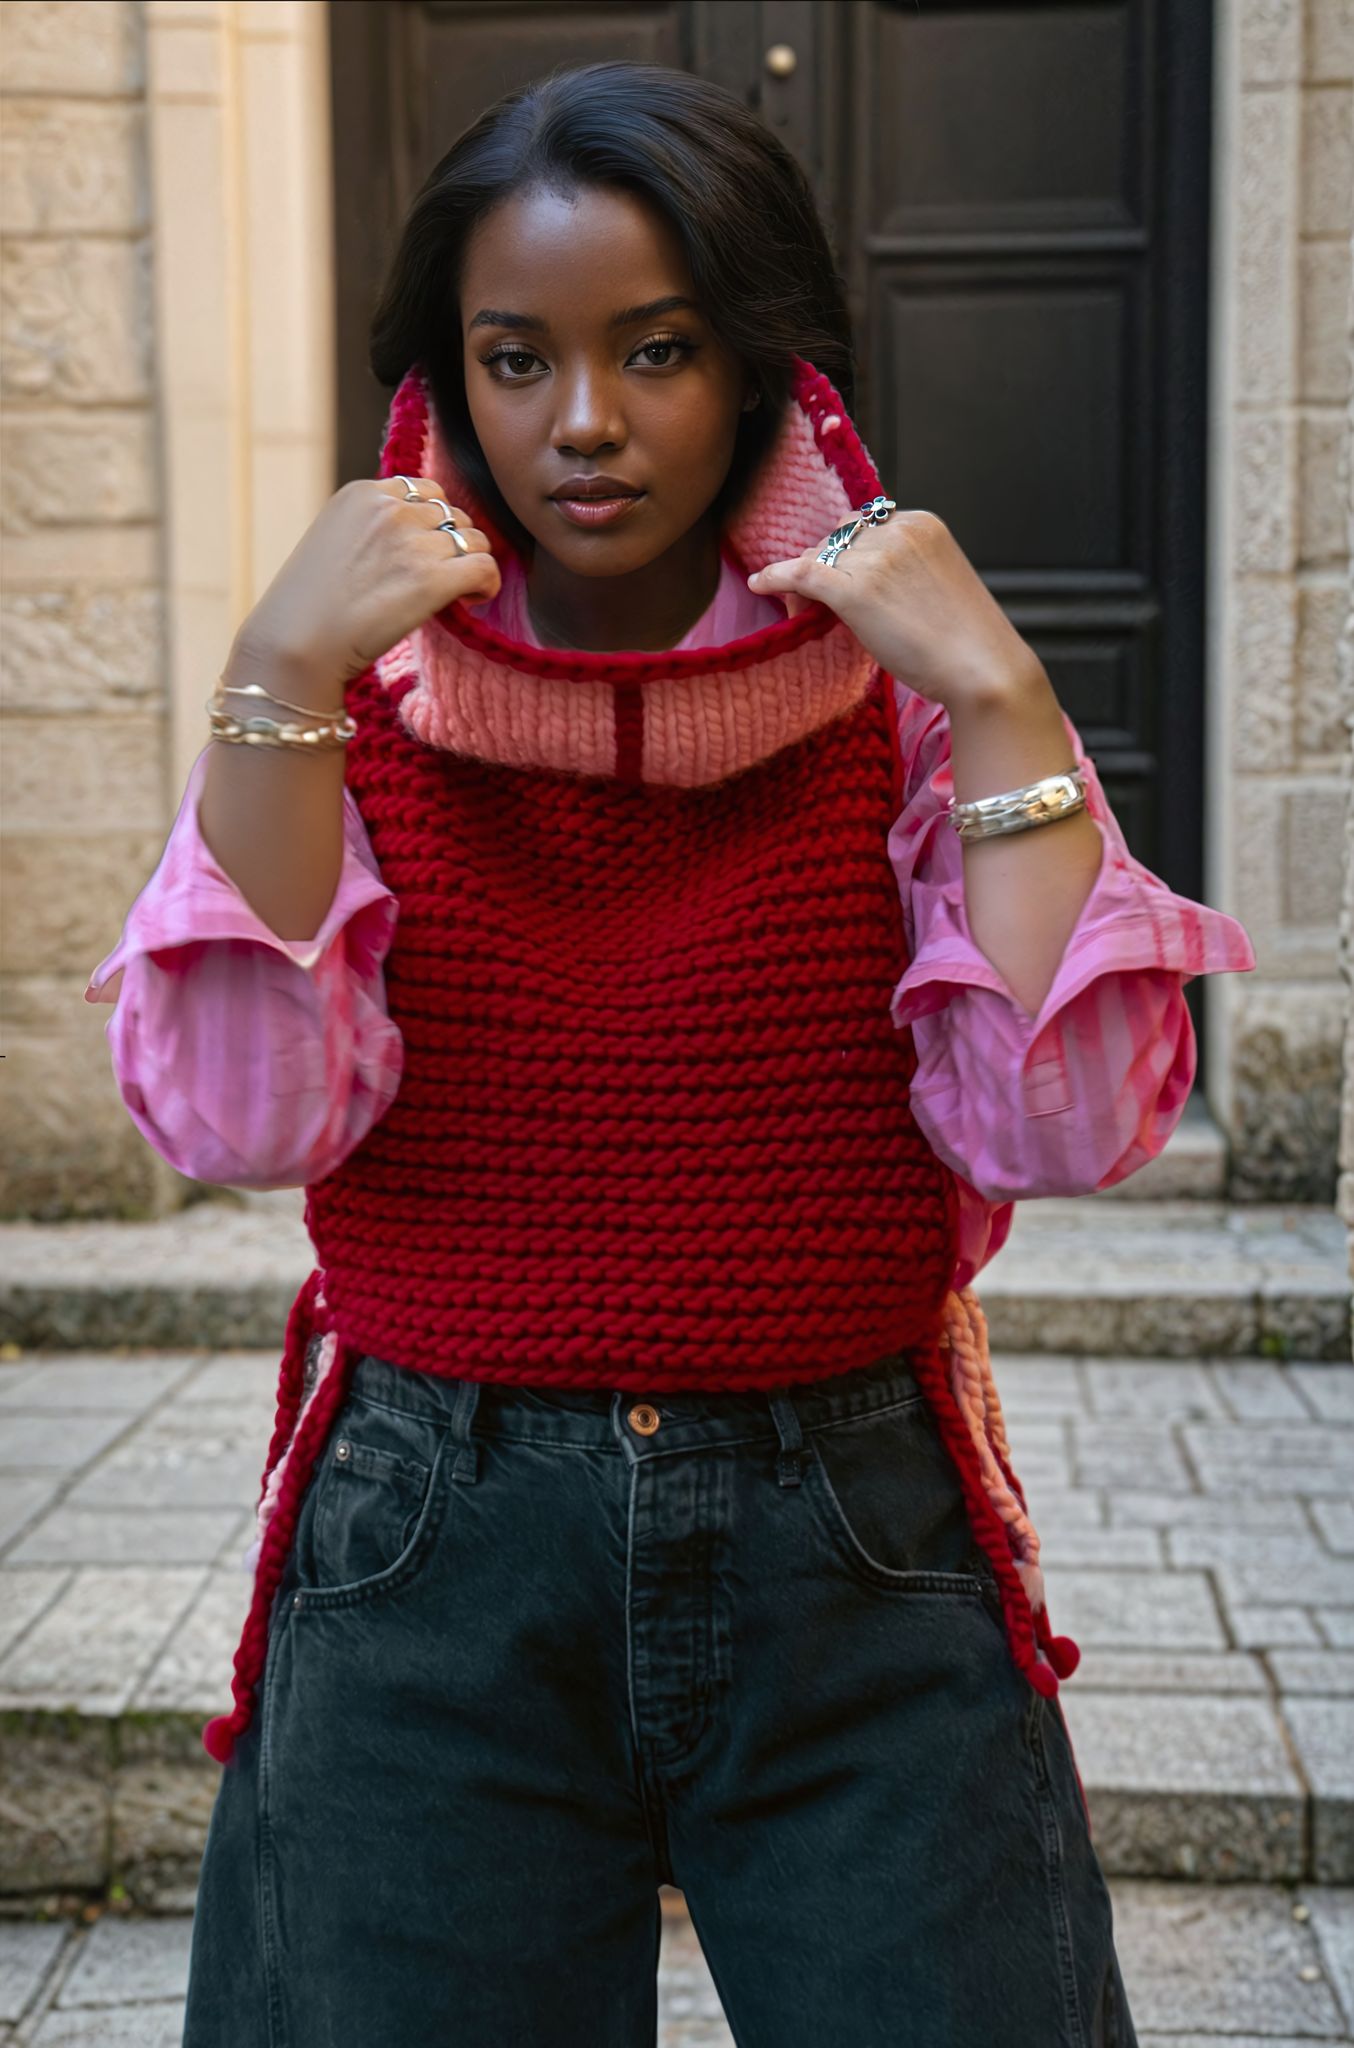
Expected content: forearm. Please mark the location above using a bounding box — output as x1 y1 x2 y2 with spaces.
948 655 1105 1020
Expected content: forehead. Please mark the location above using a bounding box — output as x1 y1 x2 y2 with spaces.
460 185 697 318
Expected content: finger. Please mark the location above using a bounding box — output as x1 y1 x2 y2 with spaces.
747 554 836 600
376 474 449 502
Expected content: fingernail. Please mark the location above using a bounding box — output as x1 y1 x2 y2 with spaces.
747 572 762 587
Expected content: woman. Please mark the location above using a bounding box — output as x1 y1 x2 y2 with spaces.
88 60 1253 2048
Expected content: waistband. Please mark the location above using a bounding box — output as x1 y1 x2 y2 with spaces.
342 1347 927 1457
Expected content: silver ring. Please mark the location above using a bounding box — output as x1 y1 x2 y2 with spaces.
815 494 897 567
422 497 471 554
393 475 422 501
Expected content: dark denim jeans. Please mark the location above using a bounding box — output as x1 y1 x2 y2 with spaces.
183 1347 1137 2047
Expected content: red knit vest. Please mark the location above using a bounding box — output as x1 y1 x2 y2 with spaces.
200 360 1082 1765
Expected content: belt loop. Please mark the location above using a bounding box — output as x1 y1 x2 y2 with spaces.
447 1376 482 1484
767 1390 806 1487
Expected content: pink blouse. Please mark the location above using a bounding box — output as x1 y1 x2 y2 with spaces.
85 556 1257 1291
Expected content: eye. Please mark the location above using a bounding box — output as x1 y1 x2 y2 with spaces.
477 333 700 383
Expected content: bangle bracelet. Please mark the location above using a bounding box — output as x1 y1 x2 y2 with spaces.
948 766 1088 842
214 676 346 719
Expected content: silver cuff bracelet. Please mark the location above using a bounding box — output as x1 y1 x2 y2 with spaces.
947 765 1089 842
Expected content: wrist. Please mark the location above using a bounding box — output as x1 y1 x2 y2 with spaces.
946 645 1052 723
222 635 344 711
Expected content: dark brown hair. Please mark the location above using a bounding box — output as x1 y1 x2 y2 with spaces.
368 59 855 556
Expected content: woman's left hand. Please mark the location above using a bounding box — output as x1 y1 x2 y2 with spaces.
747 508 1041 715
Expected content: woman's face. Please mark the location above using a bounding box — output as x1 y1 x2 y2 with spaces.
460 183 752 576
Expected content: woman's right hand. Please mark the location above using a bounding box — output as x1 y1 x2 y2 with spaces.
224 476 502 702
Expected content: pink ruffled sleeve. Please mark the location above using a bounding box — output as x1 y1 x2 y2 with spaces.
84 744 404 1188
887 679 1257 1209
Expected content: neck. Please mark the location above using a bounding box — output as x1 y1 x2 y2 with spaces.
524 516 723 652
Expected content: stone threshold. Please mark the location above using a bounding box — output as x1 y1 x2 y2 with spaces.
0 1194 1345 1358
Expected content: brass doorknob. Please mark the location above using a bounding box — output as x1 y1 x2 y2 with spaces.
764 44 797 79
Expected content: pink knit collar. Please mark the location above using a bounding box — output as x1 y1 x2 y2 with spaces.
373 354 886 787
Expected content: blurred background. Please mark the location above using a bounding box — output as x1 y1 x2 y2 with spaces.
1 5 1353 2042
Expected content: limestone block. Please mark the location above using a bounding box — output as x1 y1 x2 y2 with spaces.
0 101 147 236
0 1 143 95
1231 574 1296 771
1230 981 1344 1201
1 524 160 590
0 587 162 713
1301 239 1354 403
1301 83 1354 237
1307 0 1354 81
3 832 166 972
1238 85 1300 402
0 409 157 534
0 1709 111 1892
110 1717 219 1911
2 714 164 832
1234 412 1297 575
1299 410 1350 567
0 237 153 406
1296 576 1350 758
1239 0 1302 85
1283 779 1348 924
0 1012 187 1222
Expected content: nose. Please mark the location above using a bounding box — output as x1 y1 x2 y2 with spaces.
551 365 626 458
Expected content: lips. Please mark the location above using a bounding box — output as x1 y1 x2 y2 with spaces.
548 476 643 501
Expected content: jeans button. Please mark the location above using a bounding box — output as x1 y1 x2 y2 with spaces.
627 1403 661 1436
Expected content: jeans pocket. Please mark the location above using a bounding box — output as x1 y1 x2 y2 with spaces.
801 1390 1001 1597
295 1393 448 1610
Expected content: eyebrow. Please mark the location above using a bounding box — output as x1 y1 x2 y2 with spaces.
467 294 702 335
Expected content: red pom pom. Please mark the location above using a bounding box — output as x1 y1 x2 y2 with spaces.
1046 1632 1081 1679
1027 1658 1060 1698
202 1714 238 1764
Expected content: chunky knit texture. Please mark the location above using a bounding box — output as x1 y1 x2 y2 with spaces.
201 358 1080 1767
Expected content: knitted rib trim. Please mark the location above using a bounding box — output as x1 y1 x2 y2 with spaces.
375 356 880 786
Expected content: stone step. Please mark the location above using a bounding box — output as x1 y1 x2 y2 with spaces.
0 1192 1347 1359
0 1347 1351 1901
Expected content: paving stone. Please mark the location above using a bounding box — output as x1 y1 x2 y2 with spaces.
1299 1883 1354 2037
0 1920 65 2024
1209 1360 1315 1421
0 1713 111 1892
31 2004 184 2047
1071 1422 1195 1492
0 1571 67 1664
658 1908 735 2046
1036 1526 1163 1569
1269 1653 1354 1696
132 1570 250 1714
1014 1484 1107 1530
175 1353 284 1404
1172 1530 1354 1608
0 1569 204 1714
986 1355 1087 1414
0 1476 62 1553
1107 1489 1310 1531
1039 1568 1226 1650
1110 1877 1348 2038
1291 1363 1354 1424
55 1912 193 2006
0 1412 130 1473
1072 1650 1268 1694
4 1507 241 1570
1311 1499 1354 1553
1182 1422 1354 1498
0 1359 196 1412
1061 1693 1304 1879
1086 1359 1227 1419
1227 1605 1325 1649
1282 1700 1354 1882
63 1411 264 1511
1317 1609 1354 1647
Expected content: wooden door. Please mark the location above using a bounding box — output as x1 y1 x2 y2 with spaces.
331 0 1212 1043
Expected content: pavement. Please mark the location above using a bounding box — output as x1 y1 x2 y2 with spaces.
0 1190 1351 2038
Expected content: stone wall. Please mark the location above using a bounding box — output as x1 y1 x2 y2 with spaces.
0 1 183 1218
1230 1 1353 1202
